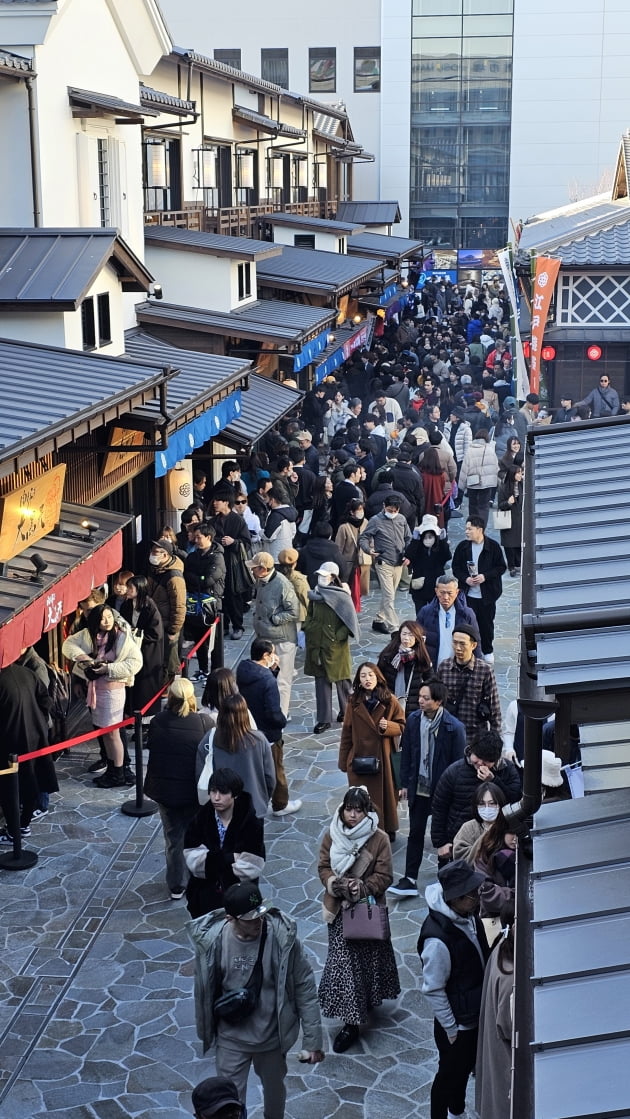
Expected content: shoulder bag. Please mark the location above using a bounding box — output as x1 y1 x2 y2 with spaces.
493 509 512 531
213 920 267 1023
351 756 380 776
342 897 391 942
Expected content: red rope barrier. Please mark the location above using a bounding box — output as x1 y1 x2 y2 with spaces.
16 618 219 764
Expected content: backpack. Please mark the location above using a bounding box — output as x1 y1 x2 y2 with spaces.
48 664 71 721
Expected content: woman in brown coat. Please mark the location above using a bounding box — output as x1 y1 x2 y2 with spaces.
338 662 406 839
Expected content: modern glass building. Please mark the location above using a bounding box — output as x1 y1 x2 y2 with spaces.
409 0 514 248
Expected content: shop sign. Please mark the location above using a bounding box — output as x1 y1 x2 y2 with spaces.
0 464 66 563
102 427 146 477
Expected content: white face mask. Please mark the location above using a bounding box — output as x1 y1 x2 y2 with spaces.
384 511 397 519
478 805 499 823
148 554 161 565
318 574 332 586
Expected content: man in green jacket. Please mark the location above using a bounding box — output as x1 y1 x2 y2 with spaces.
188 885 324 1117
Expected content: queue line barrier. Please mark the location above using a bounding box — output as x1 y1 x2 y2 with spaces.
0 616 223 872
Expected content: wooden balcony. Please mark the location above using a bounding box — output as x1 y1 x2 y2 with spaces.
144 199 339 239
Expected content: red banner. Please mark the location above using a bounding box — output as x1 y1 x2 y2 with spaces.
529 256 561 393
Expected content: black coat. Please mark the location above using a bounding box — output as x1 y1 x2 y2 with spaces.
366 484 414 523
430 754 522 848
332 480 363 530
296 538 349 586
120 597 164 712
416 595 482 667
0 662 53 808
405 538 452 605
236 658 286 743
451 535 506 605
144 709 213 808
184 791 265 918
399 708 467 800
390 462 425 520
184 543 226 602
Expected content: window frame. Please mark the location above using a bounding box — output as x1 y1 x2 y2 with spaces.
309 47 336 93
81 297 96 352
237 261 252 301
261 48 289 89
353 46 381 93
97 292 112 346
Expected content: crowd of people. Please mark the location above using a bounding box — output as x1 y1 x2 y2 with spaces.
0 275 581 1119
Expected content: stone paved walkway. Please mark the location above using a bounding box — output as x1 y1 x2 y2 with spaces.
0 515 520 1119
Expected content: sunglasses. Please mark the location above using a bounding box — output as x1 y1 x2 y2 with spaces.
235 499 247 505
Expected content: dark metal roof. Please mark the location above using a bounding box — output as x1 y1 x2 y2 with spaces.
518 195 628 253
144 225 281 261
256 245 385 297
0 228 153 308
0 336 169 468
553 219 630 265
221 374 302 449
139 84 195 115
543 325 630 342
347 232 425 262
0 49 33 75
232 106 305 138
0 504 131 633
123 331 250 424
68 86 158 121
134 298 334 346
336 201 402 226
530 790 630 1119
258 212 364 234
579 722 630 795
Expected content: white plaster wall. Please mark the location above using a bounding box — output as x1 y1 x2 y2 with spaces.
0 78 34 225
157 0 383 198
144 245 245 312
510 0 630 222
0 311 66 348
62 262 126 354
270 226 344 252
380 0 412 235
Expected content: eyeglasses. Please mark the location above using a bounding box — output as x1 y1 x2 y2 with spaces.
235 500 247 505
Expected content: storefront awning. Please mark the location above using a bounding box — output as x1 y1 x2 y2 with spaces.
220 374 303 450
313 319 375 383
0 504 130 668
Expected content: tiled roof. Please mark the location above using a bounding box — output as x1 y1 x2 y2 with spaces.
259 212 364 234
139 85 195 115
0 48 33 73
256 244 385 296
554 218 630 266
232 105 305 138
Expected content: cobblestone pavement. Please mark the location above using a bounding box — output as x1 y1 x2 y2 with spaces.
0 515 520 1119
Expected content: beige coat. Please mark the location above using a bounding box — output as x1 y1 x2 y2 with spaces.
318 827 394 922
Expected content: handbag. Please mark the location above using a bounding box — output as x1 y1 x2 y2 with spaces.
410 575 425 591
342 898 391 942
351 756 380 776
482 914 502 949
197 729 215 805
186 592 218 625
130 628 144 649
493 509 512 531
213 921 267 1023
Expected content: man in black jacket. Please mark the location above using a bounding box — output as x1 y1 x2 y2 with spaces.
365 470 414 523
430 729 522 862
390 447 425 528
209 491 253 641
390 680 467 899
451 516 506 663
331 461 363 531
184 524 226 681
296 522 348 586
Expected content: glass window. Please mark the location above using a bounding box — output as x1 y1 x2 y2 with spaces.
261 48 289 88
214 49 241 70
294 234 316 249
309 48 336 93
413 15 462 36
413 36 462 60
411 126 461 203
413 0 461 14
463 0 513 13
238 262 252 301
409 216 457 247
463 15 513 36
97 293 111 346
354 47 381 92
81 298 96 351
463 56 511 112
462 35 512 57
461 215 508 249
412 45 461 113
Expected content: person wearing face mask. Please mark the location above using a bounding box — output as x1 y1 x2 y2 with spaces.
359 497 412 636
146 538 187 678
405 515 452 612
418 859 490 1119
471 819 517 931
303 562 359 734
335 498 371 610
452 781 507 862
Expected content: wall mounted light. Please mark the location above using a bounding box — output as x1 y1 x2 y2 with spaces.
194 146 217 190
30 553 48 583
238 151 255 190
80 519 100 539
353 314 362 325
270 155 284 189
145 140 167 189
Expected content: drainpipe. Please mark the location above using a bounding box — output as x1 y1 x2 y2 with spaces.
25 74 42 226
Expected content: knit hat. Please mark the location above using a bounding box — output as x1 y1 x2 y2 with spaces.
541 750 563 787
151 538 174 556
460 374 472 385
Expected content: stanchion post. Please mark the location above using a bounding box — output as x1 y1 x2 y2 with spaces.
0 756 38 872
210 615 224 672
121 711 158 818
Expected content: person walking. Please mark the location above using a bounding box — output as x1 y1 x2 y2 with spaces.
405 515 452 613
359 496 411 636
458 429 498 528
248 551 299 717
318 787 400 1054
144 677 214 899
338 663 406 840
184 768 265 919
211 695 276 820
451 516 506 663
475 902 515 1119
418 859 490 1119
188 883 324 1118
335 497 371 610
436 624 502 744
497 464 524 577
416 575 481 667
377 620 433 716
303 561 359 734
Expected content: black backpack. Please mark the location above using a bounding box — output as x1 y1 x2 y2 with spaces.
48 664 71 721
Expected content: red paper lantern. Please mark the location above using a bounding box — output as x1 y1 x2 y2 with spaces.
587 344 602 361
541 345 556 361
522 341 531 358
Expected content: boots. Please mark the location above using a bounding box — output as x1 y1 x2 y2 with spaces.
93 763 126 789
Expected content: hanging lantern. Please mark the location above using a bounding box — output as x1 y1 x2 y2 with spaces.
238 151 255 190
296 158 308 188
271 156 284 189
201 147 216 189
167 461 193 511
317 161 327 188
541 345 556 361
146 141 167 188
587 344 602 361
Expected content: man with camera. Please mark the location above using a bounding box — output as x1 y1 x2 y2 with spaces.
188 884 324 1118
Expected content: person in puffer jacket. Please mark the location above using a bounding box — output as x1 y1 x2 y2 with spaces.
457 429 498 527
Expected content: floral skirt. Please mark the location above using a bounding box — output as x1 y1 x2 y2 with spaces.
318 909 401 1025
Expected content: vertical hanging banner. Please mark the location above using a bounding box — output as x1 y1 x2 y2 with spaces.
497 247 530 400
529 256 561 393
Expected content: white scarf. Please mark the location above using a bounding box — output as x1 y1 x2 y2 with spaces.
328 806 379 876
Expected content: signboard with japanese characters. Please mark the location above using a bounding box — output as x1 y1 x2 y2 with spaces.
529 257 561 393
0 464 66 563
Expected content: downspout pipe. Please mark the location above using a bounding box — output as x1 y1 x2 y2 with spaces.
502 696 556 836
25 75 42 227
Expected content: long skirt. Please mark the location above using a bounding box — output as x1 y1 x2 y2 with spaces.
318 909 400 1025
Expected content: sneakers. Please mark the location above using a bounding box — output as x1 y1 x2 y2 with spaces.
272 799 302 817
230 628 244 640
388 877 419 898
170 888 185 900
123 766 136 787
0 825 31 843
32 807 49 819
87 758 107 775
313 722 331 734
483 652 495 664
192 669 208 682
93 768 126 789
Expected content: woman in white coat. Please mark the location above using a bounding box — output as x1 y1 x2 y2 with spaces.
458 428 499 528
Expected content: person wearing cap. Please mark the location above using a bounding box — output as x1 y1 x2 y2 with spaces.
276 548 309 626
188 882 324 1117
249 551 299 724
552 393 574 424
294 428 320 475
359 496 412 636
146 538 187 679
191 1075 244 1119
417 858 490 1119
303 561 359 734
575 372 620 417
